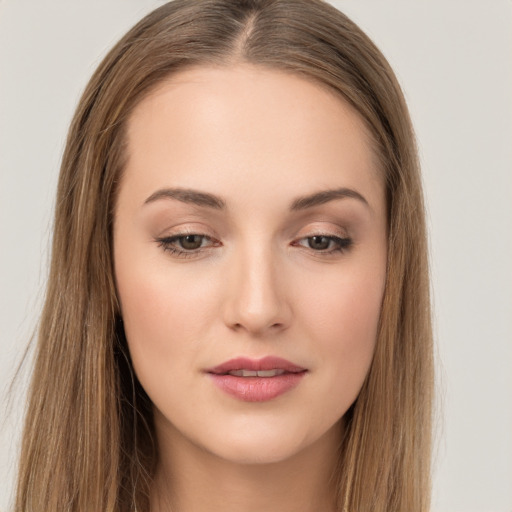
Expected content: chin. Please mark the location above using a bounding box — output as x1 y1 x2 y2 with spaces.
198 417 329 466
210 435 307 465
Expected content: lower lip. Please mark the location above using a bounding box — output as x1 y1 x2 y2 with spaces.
207 372 307 402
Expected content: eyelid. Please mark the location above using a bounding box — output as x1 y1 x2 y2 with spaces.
296 222 349 238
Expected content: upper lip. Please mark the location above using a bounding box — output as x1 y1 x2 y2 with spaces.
206 356 307 375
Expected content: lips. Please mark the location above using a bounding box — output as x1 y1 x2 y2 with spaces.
206 356 307 375
205 356 308 402
226 369 286 377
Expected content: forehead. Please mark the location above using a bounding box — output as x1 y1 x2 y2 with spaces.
122 64 384 215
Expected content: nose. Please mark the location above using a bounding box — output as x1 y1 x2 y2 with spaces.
222 242 292 336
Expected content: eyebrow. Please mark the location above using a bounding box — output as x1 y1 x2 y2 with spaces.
143 187 369 211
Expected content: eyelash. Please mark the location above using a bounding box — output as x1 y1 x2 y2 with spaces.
155 232 353 259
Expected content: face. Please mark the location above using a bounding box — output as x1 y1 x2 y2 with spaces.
114 64 387 466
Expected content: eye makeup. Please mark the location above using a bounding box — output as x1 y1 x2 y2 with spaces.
154 231 353 260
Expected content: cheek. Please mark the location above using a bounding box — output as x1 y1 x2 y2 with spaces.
114 249 216 378
297 263 385 390
119 273 202 338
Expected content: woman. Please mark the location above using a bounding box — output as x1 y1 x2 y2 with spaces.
14 0 433 511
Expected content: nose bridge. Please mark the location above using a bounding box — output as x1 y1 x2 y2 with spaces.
224 234 289 334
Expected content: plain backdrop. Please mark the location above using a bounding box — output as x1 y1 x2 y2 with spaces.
1 1 511 511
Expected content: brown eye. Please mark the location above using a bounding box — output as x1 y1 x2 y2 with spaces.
155 233 216 258
307 236 331 250
293 234 352 255
179 234 205 250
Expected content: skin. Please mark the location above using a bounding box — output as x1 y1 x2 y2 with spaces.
114 64 388 512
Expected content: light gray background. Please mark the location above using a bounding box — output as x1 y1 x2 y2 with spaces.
1 1 511 511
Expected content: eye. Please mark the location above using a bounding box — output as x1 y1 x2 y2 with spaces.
155 233 218 258
294 234 352 255
155 232 352 259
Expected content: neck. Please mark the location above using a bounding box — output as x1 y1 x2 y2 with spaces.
151 419 342 512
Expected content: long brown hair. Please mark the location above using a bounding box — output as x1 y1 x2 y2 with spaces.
14 1 433 510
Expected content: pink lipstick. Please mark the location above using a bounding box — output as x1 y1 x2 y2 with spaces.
205 356 307 402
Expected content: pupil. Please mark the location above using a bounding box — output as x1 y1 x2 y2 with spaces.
181 235 202 250
310 236 329 250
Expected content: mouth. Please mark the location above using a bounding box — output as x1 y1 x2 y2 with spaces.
223 369 289 377
206 356 307 376
205 356 308 402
